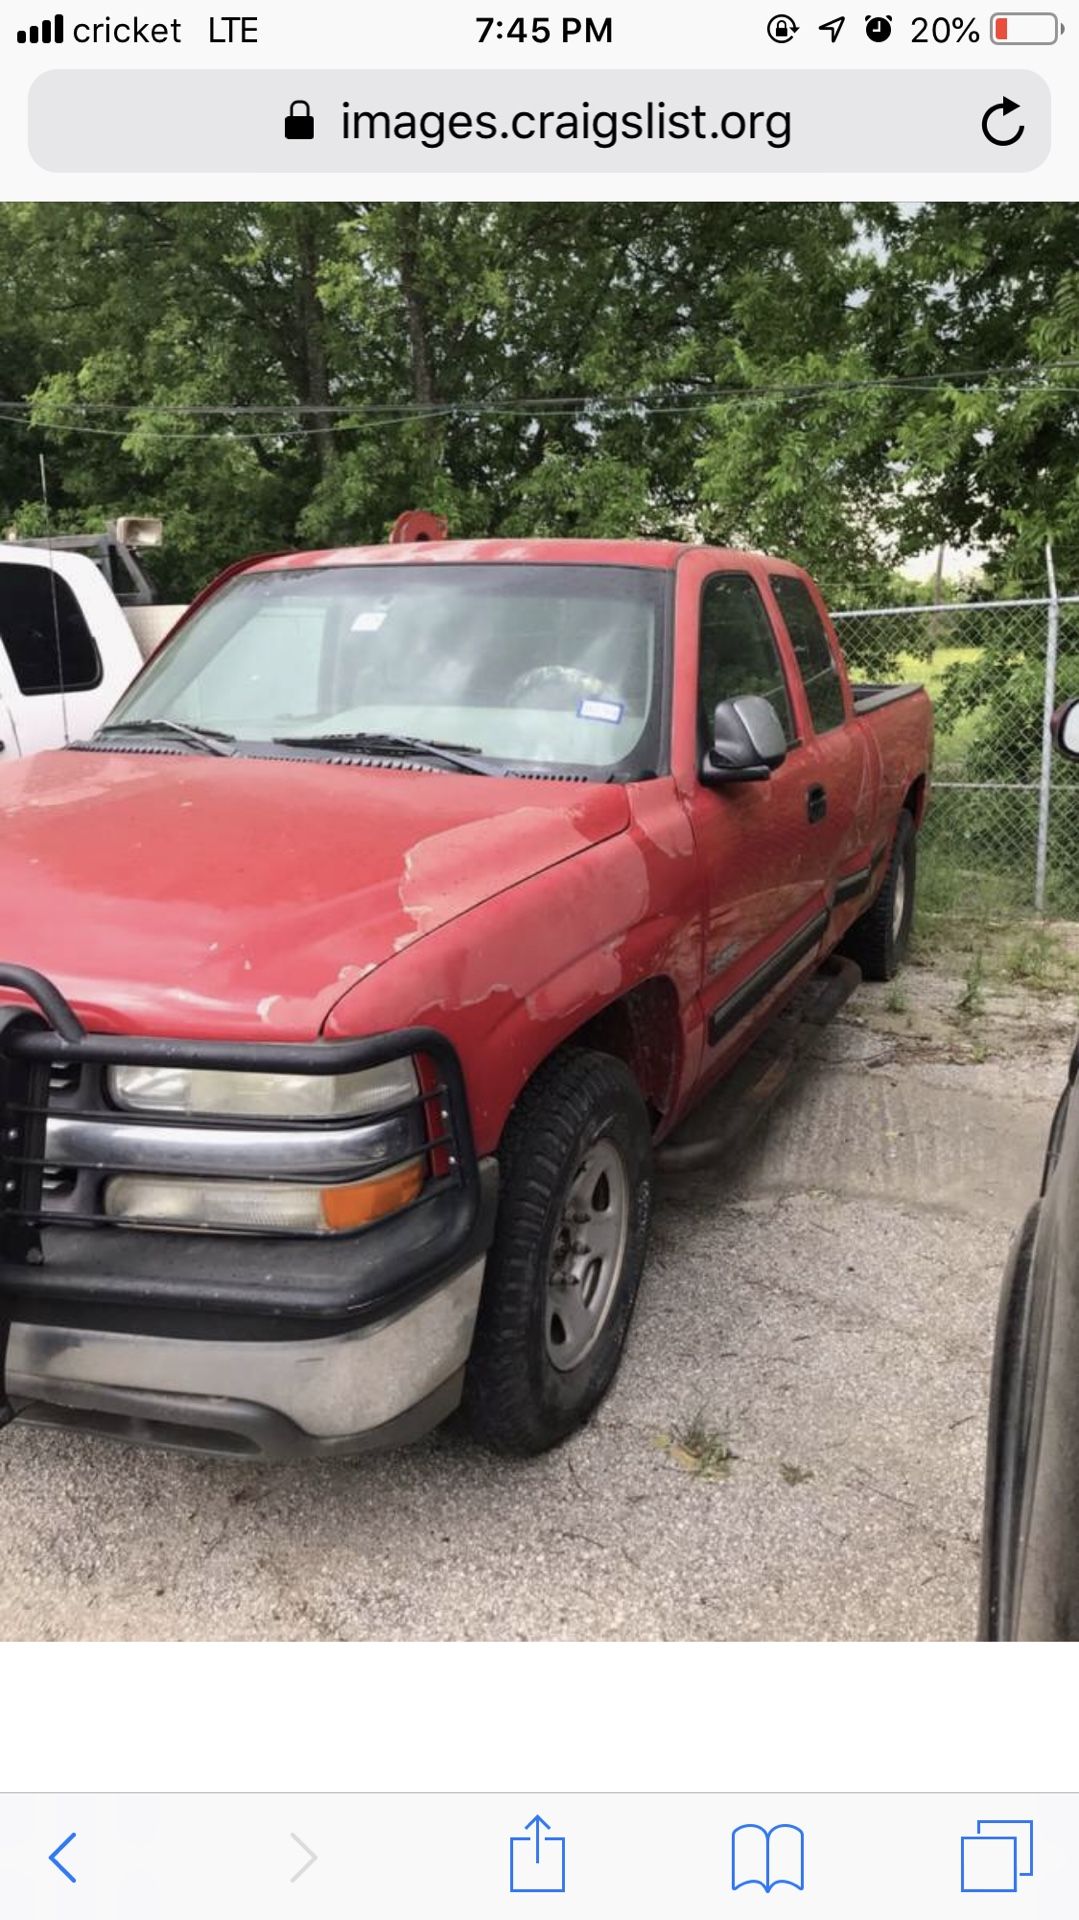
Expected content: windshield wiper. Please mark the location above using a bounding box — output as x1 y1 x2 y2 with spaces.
93 718 237 757
271 731 501 776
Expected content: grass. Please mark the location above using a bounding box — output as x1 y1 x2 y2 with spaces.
956 953 986 1018
779 1461 814 1487
904 888 1079 1048
657 1414 737 1481
918 849 1032 924
1002 927 1079 993
884 984 908 1014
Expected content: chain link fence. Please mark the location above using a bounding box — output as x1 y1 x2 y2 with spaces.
833 592 1079 921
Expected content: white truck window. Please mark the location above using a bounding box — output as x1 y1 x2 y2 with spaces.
0 562 103 697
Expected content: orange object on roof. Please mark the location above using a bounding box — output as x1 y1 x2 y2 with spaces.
389 510 449 544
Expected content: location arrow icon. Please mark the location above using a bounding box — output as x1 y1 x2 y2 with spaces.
819 14 845 37
290 1833 317 1883
49 1832 77 1884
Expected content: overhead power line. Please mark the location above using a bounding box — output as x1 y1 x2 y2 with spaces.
0 358 1078 414
0 362 1077 443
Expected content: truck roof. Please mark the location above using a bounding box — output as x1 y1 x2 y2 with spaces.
248 538 804 575
0 541 116 588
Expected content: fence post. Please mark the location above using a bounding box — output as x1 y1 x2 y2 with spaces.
1035 542 1060 914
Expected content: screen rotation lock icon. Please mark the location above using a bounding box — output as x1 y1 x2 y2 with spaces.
285 98 315 139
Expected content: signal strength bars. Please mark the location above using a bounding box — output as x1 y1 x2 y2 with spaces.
17 11 64 39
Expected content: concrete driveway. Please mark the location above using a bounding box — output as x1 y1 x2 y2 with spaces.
0 948 1068 1641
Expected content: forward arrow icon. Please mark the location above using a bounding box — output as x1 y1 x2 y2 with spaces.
290 1833 318 1883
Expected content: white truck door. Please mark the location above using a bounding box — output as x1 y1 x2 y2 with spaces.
0 661 21 761
0 548 144 755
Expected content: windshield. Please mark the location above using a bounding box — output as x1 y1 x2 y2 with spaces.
108 562 669 778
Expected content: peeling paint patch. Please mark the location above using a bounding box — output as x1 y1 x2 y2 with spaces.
336 962 376 986
397 805 615 938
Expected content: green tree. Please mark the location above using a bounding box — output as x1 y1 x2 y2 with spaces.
0 201 868 593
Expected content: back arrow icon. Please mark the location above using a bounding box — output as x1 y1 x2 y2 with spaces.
982 95 1025 144
49 1833 77 1884
290 1833 317 1883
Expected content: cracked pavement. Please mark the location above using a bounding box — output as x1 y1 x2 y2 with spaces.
0 952 1068 1640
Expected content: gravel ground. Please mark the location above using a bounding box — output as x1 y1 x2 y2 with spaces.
0 946 1071 1641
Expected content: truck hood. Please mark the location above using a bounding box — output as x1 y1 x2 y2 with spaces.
0 750 629 1039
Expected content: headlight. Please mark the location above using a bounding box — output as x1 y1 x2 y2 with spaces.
104 1159 425 1234
108 1058 419 1120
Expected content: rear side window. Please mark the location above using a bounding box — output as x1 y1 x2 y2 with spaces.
0 563 102 697
770 575 845 735
698 573 794 746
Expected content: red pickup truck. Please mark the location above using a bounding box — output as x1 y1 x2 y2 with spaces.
0 537 931 1459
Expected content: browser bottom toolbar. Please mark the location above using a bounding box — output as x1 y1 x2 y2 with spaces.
1 1793 1072 1916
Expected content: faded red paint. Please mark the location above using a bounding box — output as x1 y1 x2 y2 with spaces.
0 540 932 1158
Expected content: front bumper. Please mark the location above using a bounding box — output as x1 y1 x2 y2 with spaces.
5 1252 486 1459
0 962 496 1457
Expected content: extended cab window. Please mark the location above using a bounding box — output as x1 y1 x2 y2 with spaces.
698 573 794 746
770 574 846 735
0 563 102 696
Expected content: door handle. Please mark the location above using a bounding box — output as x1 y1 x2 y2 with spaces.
806 783 827 824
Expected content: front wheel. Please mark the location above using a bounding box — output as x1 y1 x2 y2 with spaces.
463 1049 654 1455
841 807 916 982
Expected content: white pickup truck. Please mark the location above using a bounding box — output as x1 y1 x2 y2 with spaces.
0 543 159 760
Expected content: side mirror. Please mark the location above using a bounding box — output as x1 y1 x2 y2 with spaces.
701 695 789 787
1054 695 1079 762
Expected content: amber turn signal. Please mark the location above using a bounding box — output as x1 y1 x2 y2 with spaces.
319 1159 425 1231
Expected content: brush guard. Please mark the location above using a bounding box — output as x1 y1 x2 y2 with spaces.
0 964 482 1433
0 997 54 1428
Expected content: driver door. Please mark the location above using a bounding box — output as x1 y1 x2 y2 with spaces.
679 563 828 1069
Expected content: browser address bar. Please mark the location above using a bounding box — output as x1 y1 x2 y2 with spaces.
28 67 1050 172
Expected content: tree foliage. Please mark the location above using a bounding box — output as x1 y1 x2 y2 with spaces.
1 200 1078 619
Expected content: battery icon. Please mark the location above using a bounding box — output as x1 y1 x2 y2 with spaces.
991 11 1061 39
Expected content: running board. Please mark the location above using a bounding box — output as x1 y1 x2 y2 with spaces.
656 954 862 1175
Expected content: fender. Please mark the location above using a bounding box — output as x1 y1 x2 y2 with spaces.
324 815 705 1156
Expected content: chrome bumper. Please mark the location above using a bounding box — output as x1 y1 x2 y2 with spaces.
6 1256 485 1459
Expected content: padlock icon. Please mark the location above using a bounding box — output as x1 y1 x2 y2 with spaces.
285 98 315 140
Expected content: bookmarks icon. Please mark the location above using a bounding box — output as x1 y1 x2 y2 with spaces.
732 1824 805 1893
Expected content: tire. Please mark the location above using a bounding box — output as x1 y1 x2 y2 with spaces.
841 807 916 983
463 1048 654 1456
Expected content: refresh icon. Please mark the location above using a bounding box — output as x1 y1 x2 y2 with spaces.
981 95 1025 144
